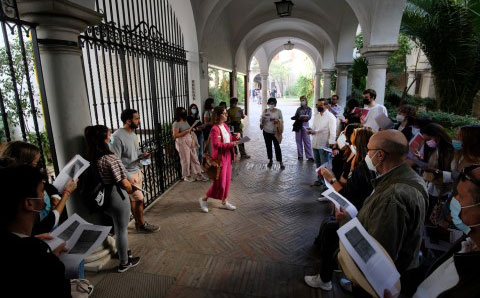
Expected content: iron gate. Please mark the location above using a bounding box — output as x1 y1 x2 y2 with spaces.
0 0 57 173
79 0 188 207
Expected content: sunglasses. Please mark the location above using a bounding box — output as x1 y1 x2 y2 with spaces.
459 164 480 188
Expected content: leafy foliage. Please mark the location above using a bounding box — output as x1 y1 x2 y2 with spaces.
293 75 314 105
402 0 480 114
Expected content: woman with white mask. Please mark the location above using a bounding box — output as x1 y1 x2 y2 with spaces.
394 104 417 142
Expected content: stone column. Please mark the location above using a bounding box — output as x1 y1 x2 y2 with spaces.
18 0 102 218
313 72 322 101
335 64 351 108
407 71 417 96
260 73 269 111
361 46 397 105
347 72 353 97
420 71 436 99
322 69 335 99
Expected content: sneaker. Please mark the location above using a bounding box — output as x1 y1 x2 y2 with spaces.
199 197 208 213
267 160 273 168
113 249 133 259
196 173 209 182
308 158 315 162
304 274 332 290
298 157 303 160
118 256 141 273
339 278 353 293
136 222 160 233
317 196 329 202
184 176 195 182
280 162 285 170
219 202 236 211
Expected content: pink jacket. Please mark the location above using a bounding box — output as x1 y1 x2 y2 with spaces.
209 124 236 161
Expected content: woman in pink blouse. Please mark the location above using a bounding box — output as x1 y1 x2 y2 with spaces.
199 106 239 212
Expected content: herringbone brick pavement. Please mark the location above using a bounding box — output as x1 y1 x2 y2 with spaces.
87 100 353 298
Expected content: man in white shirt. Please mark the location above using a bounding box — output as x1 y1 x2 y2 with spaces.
308 98 337 187
361 89 388 132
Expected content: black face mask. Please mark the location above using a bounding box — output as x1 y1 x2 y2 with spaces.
363 98 371 105
317 107 324 112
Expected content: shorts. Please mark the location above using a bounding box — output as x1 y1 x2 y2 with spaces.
128 171 144 202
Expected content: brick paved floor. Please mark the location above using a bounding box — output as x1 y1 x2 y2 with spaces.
87 100 353 298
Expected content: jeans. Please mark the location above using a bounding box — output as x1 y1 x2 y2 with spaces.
232 122 247 156
196 133 204 162
263 131 282 162
313 148 331 182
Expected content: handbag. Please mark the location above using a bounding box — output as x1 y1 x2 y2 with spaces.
202 133 222 180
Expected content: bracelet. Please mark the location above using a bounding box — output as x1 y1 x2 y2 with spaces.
64 190 71 196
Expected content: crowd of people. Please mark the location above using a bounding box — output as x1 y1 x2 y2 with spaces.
2 88 480 297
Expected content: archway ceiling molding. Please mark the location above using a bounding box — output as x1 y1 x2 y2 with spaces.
249 37 323 73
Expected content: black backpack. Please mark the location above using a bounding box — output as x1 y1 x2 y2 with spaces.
78 164 112 212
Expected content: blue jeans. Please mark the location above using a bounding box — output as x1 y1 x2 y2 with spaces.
313 148 331 182
196 133 204 162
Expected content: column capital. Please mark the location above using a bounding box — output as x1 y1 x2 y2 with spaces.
259 73 269 80
335 63 352 76
18 0 103 42
321 68 335 74
361 45 398 70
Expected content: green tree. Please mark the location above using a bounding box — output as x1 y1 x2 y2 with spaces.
294 75 314 104
402 0 480 115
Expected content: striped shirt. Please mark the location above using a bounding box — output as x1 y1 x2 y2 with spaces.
97 154 127 185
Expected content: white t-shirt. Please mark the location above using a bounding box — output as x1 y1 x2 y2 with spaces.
261 108 283 134
362 104 388 132
219 125 231 143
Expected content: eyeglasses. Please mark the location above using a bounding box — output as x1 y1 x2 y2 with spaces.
459 164 480 188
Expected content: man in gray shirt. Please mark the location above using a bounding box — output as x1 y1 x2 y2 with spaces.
111 109 159 233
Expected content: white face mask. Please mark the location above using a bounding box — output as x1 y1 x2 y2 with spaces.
396 114 405 122
337 133 347 149
267 105 274 109
365 151 380 173
412 128 420 136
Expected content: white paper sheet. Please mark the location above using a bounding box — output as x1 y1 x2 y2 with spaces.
321 188 358 218
44 214 111 278
236 136 251 144
191 119 200 128
52 155 90 193
323 177 334 190
375 113 394 130
337 218 400 298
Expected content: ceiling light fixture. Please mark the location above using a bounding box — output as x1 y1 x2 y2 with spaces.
275 0 294 17
283 40 295 50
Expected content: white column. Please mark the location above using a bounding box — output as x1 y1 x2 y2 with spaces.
18 0 102 219
335 64 351 108
260 73 269 111
362 47 396 105
313 72 322 100
420 71 436 98
407 71 417 96
232 68 238 99
322 69 334 98
347 72 353 97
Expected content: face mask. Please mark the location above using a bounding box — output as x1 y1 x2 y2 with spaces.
28 197 45 214
411 128 420 136
452 140 463 151
450 197 480 235
396 114 405 122
140 158 152 166
180 112 188 119
109 135 114 146
337 133 347 149
317 107 324 113
39 191 51 221
301 101 306 106
363 98 371 105
267 105 274 109
365 150 380 173
350 145 357 155
426 139 437 148
191 109 197 114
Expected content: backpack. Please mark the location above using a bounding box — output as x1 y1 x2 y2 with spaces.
78 164 112 212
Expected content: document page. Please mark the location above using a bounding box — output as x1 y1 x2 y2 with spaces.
337 218 400 298
53 155 90 193
321 188 358 218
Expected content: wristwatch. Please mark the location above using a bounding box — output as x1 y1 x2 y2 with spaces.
329 178 337 184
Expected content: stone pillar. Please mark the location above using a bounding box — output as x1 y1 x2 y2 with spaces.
18 0 102 219
313 72 322 100
361 46 397 105
322 69 335 99
347 72 353 98
260 73 269 111
231 68 238 99
335 64 351 108
420 71 436 99
407 71 417 96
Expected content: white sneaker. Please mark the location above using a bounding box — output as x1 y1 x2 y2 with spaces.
304 274 332 290
198 197 208 213
317 197 329 202
196 173 209 182
219 202 236 211
184 176 195 182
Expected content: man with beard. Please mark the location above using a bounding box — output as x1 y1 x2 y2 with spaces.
360 89 388 132
111 109 159 233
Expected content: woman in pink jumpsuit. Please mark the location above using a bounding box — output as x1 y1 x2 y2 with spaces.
199 106 238 212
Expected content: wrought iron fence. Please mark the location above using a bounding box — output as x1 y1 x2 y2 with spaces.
0 0 57 173
80 0 188 207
